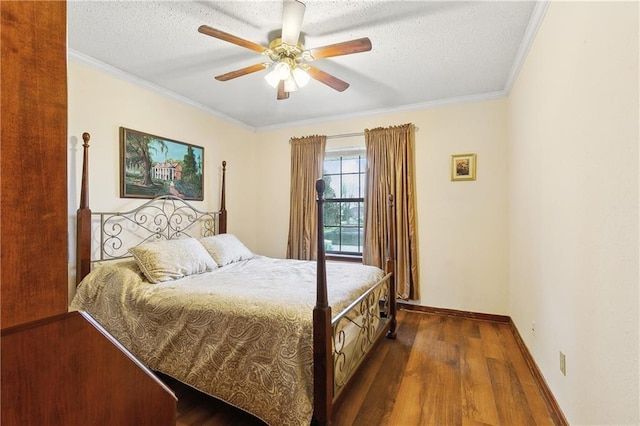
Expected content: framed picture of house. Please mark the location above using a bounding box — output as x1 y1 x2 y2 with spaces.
120 127 204 200
451 153 476 181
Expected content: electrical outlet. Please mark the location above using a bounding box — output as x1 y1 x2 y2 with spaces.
560 351 566 376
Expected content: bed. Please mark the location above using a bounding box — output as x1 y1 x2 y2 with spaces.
71 132 397 425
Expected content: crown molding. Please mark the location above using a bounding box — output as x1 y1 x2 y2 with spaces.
67 49 256 132
504 0 551 94
255 90 507 132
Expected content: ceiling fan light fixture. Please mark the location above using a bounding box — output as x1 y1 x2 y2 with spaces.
274 61 291 80
265 60 293 88
284 76 298 92
292 66 310 87
264 67 281 88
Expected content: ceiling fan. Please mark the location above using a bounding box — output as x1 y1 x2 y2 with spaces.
198 0 372 100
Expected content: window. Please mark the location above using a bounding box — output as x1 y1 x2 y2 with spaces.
322 149 366 256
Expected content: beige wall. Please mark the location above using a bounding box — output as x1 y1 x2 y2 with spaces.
507 1 639 424
254 99 510 315
67 61 259 299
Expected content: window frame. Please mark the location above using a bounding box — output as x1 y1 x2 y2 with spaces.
322 148 366 258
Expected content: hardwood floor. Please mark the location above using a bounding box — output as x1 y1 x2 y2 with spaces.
162 309 561 425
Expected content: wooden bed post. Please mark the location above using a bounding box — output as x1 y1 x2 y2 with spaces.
313 179 333 425
386 194 397 339
76 132 92 286
218 161 227 234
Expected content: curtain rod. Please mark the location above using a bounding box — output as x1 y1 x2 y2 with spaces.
326 125 419 140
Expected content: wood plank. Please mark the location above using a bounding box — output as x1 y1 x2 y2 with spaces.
478 320 509 361
487 357 537 426
460 333 500 425
387 314 462 425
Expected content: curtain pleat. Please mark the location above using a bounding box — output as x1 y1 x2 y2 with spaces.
286 135 326 260
363 124 419 299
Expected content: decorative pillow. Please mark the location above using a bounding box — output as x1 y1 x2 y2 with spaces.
199 233 253 267
128 238 217 283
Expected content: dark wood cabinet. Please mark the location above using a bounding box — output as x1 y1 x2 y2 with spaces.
2 312 177 425
1 0 68 328
1 2 176 424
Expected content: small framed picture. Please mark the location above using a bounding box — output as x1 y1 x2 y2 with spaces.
451 153 477 181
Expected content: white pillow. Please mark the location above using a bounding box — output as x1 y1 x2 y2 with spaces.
199 234 253 267
128 238 217 283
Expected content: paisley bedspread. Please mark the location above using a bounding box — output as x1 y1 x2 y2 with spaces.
70 255 385 426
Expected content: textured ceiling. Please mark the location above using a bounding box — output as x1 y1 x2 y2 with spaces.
67 1 544 131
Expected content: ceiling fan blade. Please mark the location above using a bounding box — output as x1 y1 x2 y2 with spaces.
306 66 349 92
198 25 266 54
281 0 305 46
277 80 289 100
307 37 372 60
215 63 267 81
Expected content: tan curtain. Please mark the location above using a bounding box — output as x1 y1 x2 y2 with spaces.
363 123 419 299
286 135 326 260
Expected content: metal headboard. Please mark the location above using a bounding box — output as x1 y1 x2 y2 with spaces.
91 195 221 262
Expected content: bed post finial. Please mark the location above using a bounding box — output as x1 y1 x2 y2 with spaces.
80 132 90 209
313 178 332 425
76 132 92 285
218 161 227 233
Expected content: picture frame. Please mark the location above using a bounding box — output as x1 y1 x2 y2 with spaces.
120 127 204 200
451 153 477 181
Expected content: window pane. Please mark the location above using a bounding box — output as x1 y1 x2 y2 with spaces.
323 226 339 246
337 226 362 253
341 202 360 225
324 158 341 174
323 201 340 226
341 157 360 173
324 175 341 199
342 174 360 198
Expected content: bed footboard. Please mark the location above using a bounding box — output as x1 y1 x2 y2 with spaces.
332 272 393 398
313 180 396 425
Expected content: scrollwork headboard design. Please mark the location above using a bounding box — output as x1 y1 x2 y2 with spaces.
92 195 221 261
